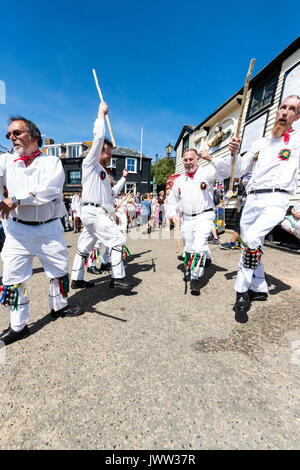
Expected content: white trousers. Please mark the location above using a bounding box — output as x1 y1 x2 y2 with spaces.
71 206 126 280
182 211 214 279
1 219 68 331
235 192 289 293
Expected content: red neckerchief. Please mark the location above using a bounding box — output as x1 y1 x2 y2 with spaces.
105 168 110 174
185 167 198 180
14 149 41 162
283 127 293 144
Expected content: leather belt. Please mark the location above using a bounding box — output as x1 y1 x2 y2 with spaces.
82 202 101 207
12 217 58 226
184 208 214 217
248 189 288 195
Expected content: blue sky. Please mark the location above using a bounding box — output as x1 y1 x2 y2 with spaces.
0 0 299 159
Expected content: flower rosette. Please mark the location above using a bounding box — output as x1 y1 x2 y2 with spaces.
278 148 291 161
253 151 259 162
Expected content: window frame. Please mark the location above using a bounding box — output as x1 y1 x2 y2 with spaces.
126 157 137 173
68 170 81 185
246 71 279 120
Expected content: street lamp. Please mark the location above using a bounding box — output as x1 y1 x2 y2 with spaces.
165 143 173 158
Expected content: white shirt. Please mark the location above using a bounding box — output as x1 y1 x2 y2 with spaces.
235 130 300 194
71 195 82 217
166 157 231 218
0 152 66 222
81 117 115 212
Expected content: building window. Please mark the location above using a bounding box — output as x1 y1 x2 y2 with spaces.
126 158 137 173
248 73 278 119
67 145 81 158
182 134 190 157
125 182 136 194
68 170 81 184
108 158 117 169
48 146 60 157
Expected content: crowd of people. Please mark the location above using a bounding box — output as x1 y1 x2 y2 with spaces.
62 189 174 236
0 94 299 345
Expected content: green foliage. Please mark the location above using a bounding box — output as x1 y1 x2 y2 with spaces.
151 158 175 190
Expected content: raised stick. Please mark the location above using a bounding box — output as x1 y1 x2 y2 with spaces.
228 58 255 192
115 184 136 211
92 68 116 148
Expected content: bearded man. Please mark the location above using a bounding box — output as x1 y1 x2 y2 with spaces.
0 116 82 345
229 95 300 323
71 102 131 290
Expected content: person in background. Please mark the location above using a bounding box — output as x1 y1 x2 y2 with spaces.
220 174 251 250
281 199 300 240
141 193 152 234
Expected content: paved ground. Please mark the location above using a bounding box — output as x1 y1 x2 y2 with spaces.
0 226 299 450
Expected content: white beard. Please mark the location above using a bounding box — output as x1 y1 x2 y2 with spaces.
14 146 24 155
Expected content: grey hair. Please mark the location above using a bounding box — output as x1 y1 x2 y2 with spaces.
8 116 43 147
183 148 199 158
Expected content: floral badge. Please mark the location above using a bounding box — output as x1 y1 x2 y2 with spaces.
100 170 107 180
253 151 259 161
278 148 291 160
200 182 207 190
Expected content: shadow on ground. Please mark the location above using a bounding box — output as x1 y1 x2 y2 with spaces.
193 291 300 361
28 254 156 338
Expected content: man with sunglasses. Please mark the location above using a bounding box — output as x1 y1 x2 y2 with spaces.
0 116 83 345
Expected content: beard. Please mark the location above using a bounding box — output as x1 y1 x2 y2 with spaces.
14 145 25 155
272 120 289 138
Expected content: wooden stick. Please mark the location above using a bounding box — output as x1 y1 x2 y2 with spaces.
92 68 116 148
228 58 255 192
115 184 136 211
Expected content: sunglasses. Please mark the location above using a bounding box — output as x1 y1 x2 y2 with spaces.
6 130 28 139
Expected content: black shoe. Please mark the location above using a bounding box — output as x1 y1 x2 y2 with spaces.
50 305 84 319
100 262 111 273
248 290 268 302
178 254 185 261
190 279 200 296
87 266 101 275
71 279 95 289
109 278 132 290
234 292 250 323
205 257 212 267
0 325 30 345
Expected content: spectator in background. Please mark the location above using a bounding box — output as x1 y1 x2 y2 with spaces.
157 190 165 227
71 192 82 233
134 192 141 204
220 174 251 250
141 193 152 234
125 193 136 229
281 199 300 240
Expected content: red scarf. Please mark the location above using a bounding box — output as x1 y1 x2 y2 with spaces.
14 149 41 162
185 168 198 179
283 127 293 144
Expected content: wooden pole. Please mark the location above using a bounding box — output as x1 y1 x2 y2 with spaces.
92 68 116 148
115 184 136 211
228 58 255 192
